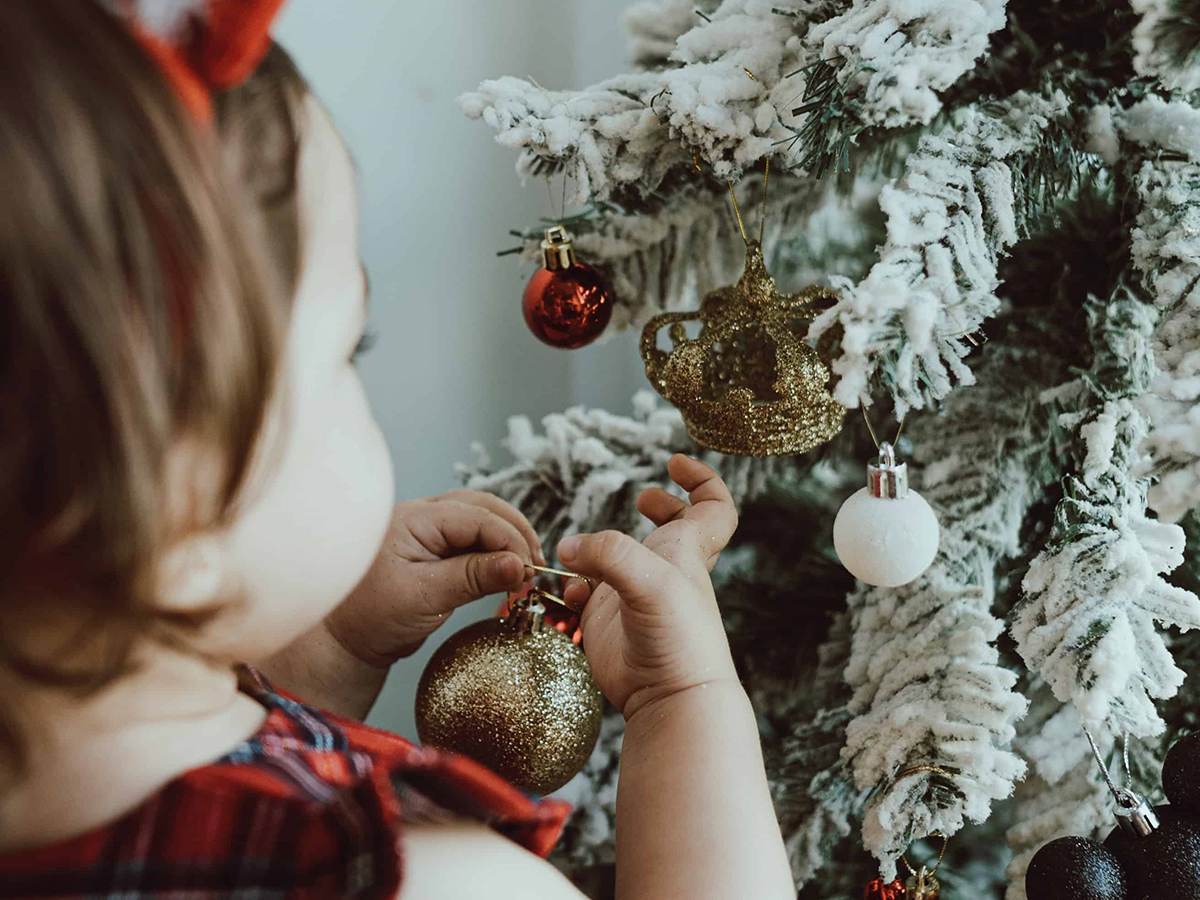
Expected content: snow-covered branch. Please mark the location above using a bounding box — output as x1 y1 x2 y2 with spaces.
806 0 1008 130
1116 98 1200 522
808 89 1077 413
838 328 1074 876
1012 293 1200 738
459 391 793 553
1130 0 1200 92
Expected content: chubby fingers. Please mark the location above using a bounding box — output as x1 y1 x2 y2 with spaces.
433 490 544 565
666 454 738 554
414 500 533 572
557 529 689 616
636 487 688 527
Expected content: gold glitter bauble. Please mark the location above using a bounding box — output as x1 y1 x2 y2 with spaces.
640 240 845 456
414 597 603 795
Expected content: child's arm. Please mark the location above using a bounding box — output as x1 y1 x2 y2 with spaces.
556 455 794 900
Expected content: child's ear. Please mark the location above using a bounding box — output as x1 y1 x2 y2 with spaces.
155 535 229 613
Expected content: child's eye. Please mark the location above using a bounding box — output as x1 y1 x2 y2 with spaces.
352 329 378 364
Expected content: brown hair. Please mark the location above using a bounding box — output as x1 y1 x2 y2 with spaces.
0 1 289 777
215 42 310 294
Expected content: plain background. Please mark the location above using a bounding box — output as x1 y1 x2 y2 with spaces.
274 3 650 742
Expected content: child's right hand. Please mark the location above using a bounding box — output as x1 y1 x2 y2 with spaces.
556 454 740 723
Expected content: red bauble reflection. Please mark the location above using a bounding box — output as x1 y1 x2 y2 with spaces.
522 262 613 349
864 877 908 900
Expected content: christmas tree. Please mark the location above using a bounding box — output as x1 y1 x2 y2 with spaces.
457 1 1200 896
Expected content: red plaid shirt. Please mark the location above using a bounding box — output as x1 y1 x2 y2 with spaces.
0 668 571 899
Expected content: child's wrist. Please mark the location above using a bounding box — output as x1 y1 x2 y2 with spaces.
259 621 390 719
622 677 750 734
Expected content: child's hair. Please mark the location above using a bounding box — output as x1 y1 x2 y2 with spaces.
214 43 310 294
0 2 307 779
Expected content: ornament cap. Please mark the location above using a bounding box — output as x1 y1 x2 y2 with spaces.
541 226 577 270
904 867 939 900
868 442 909 499
506 593 548 635
1114 789 1160 836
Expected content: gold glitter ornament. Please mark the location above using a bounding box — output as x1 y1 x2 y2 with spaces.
640 238 845 456
414 591 603 795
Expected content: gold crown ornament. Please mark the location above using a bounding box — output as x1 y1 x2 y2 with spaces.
639 237 846 456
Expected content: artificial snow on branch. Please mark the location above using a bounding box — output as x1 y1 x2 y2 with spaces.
1011 290 1200 739
805 0 1008 131
459 1 802 202
1130 0 1200 92
838 324 1076 876
1116 99 1200 522
459 391 793 555
807 88 1078 413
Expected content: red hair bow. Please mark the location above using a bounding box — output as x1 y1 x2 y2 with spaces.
121 0 288 121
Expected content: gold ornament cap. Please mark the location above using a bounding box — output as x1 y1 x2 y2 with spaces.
541 225 577 270
905 867 940 900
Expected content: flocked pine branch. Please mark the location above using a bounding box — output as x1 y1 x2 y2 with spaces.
1131 0 1200 92
1011 280 1200 738
459 1 804 204
804 0 1008 131
458 391 794 559
838 316 1078 878
1115 98 1200 522
807 88 1082 414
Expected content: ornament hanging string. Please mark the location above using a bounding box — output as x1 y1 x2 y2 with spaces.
890 765 955 877
862 407 908 451
902 832 948 879
1083 726 1137 808
723 155 769 247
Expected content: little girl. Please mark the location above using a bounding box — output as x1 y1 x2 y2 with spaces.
0 3 793 898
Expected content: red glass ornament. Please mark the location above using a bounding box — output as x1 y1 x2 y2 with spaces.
522 226 613 349
864 877 908 900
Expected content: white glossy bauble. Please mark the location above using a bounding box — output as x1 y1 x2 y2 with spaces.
833 487 939 587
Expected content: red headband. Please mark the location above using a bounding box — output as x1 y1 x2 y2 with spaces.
121 0 288 121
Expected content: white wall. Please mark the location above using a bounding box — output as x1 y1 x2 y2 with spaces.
274 2 645 738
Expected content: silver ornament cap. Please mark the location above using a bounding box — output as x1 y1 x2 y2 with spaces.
868 442 908 498
1114 788 1160 837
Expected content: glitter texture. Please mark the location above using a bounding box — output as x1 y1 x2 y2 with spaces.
414 605 603 796
640 240 845 456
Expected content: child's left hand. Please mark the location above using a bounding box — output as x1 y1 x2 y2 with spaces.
261 491 542 717
327 490 544 664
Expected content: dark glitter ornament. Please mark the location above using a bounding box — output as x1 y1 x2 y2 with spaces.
1026 836 1128 900
1162 732 1200 809
414 594 604 795
1104 805 1200 900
